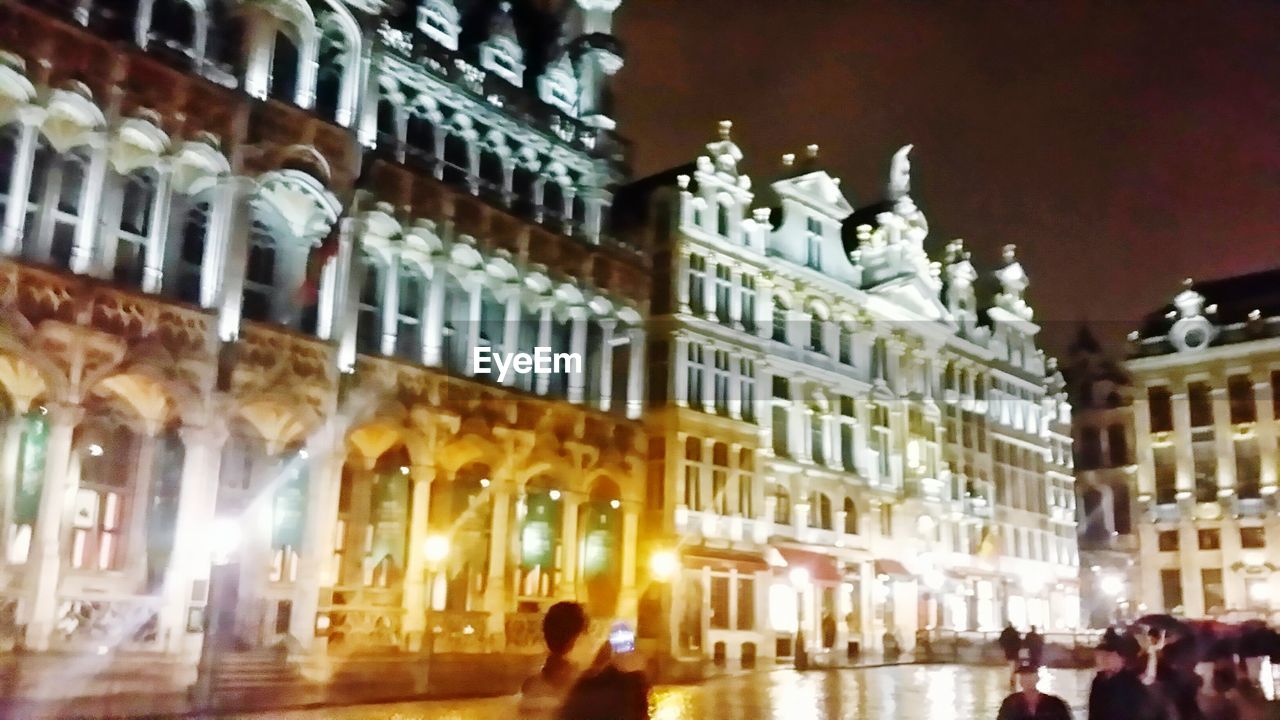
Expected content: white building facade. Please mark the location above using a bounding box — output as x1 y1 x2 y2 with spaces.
626 127 1080 672
1127 274 1280 622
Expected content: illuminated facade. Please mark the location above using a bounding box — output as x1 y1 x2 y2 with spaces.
1127 273 1280 621
623 129 1079 672
0 0 646 701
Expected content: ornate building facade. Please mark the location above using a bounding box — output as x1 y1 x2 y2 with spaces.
0 0 646 701
1126 272 1280 621
622 128 1080 672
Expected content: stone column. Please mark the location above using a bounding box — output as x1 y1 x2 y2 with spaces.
728 355 742 420
1133 395 1155 498
1171 391 1193 497
499 289 522 386
626 328 645 420
161 423 227 657
288 432 346 653
400 466 434 650
535 304 553 395
214 177 256 342
728 267 743 329
484 486 512 642
24 403 83 650
1212 385 1236 494
567 310 588 404
126 432 160 586
330 218 362 369
1 107 44 255
422 267 447 366
702 256 717 321
379 253 401 356
69 132 109 275
1253 376 1277 492
620 506 639 618
243 19 275 100
675 249 691 313
296 34 319 110
0 416 26 561
597 320 615 412
141 161 174 294
561 496 581 600
755 280 773 340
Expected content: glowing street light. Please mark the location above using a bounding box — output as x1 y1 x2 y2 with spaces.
649 549 678 582
1099 574 1125 598
423 534 450 569
210 517 241 566
789 567 810 588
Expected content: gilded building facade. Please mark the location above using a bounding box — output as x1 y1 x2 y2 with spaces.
0 0 646 701
1127 273 1280 621
622 131 1080 672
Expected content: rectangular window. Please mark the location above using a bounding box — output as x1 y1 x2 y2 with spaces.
810 414 826 466
1197 528 1221 550
713 351 731 415
1188 381 1213 428
880 503 893 536
1229 374 1256 424
1158 530 1179 552
772 405 790 458
1154 445 1177 505
714 264 732 324
740 275 756 334
1194 446 1218 503
1161 569 1183 611
1241 527 1266 549
688 254 706 315
736 577 755 630
710 575 730 629
1272 370 1280 421
687 344 705 408
1148 386 1173 433
1202 568 1224 613
739 359 756 423
1235 438 1261 499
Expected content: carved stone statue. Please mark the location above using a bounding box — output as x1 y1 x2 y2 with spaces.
887 144 913 200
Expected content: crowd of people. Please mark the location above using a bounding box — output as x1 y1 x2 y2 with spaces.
997 619 1277 720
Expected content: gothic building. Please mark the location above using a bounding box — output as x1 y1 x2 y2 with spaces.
1125 272 1280 621
1066 327 1138 627
622 127 1079 672
0 0 646 702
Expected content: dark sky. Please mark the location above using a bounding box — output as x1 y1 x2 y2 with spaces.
613 0 1280 356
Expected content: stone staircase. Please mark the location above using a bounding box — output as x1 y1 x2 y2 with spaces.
210 648 305 703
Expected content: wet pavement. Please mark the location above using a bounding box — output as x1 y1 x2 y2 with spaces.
222 664 1095 720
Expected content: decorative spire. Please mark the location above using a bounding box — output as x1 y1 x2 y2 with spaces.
718 119 733 140
994 244 1033 320
702 119 744 178
887 144 913 201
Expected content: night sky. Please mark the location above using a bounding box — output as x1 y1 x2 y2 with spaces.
613 1 1280 356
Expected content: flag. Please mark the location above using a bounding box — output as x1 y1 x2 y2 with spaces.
294 223 342 308
977 525 999 559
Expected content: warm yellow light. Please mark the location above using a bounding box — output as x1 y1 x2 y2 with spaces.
790 567 810 587
423 534 450 565
650 549 678 582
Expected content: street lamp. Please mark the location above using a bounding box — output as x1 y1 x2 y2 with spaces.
421 533 450 694
650 549 678 583
1099 574 1124 598
790 567 810 669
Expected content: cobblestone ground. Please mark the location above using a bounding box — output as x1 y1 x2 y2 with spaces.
222 665 1095 720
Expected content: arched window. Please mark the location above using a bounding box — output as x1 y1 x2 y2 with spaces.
512 165 536 218
269 31 300 103
683 437 702 510
478 147 505 204
542 180 566 228
149 0 197 56
808 492 832 530
772 485 791 525
73 423 140 572
164 194 211 305
0 123 19 233
476 284 505 357
241 219 278 322
107 169 158 287
809 310 825 353
440 272 470 373
355 252 386 355
394 260 426 360
405 111 435 162
314 21 350 122
24 143 89 270
843 497 858 534
717 200 731 237
442 132 469 185
377 94 401 144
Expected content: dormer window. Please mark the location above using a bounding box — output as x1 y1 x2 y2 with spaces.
538 55 579 116
481 37 525 87
806 217 823 270
418 0 460 51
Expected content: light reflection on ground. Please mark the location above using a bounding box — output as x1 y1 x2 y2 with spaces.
221 665 1095 720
